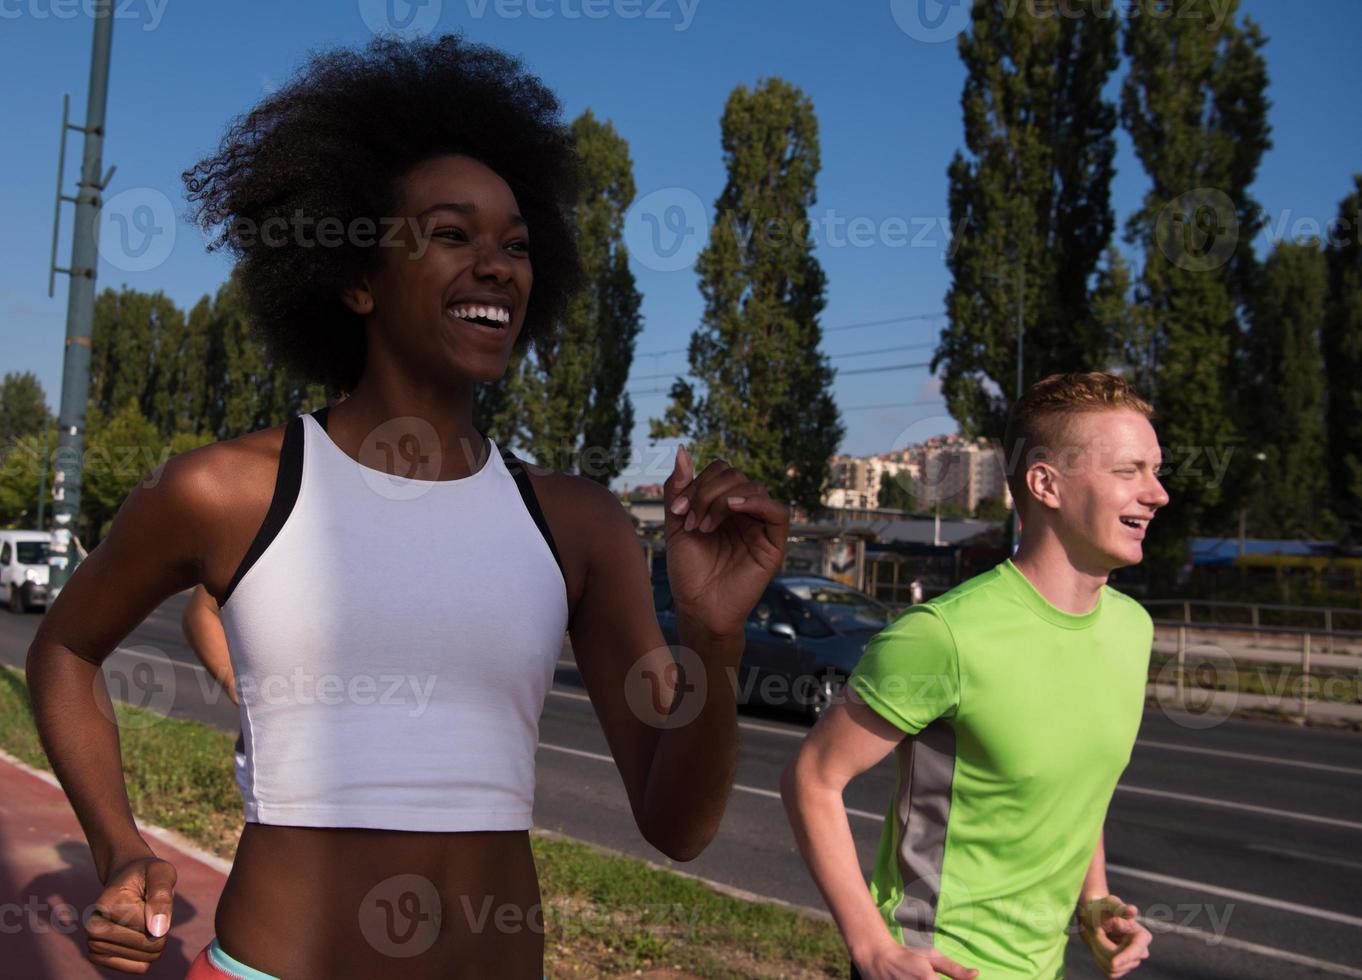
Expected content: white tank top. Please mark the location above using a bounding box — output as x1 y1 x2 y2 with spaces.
218 407 570 832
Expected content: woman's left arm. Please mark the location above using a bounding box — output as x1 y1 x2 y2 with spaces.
567 446 788 861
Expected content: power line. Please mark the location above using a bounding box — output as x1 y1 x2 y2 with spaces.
631 311 945 359
836 360 933 377
626 359 934 396
627 342 936 383
841 399 944 411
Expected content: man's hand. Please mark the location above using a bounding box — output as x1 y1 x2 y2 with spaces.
1079 895 1152 978
854 940 978 980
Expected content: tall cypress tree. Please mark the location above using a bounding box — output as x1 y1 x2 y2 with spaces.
934 0 1119 438
1243 240 1329 537
89 287 184 430
480 110 642 485
1323 176 1362 542
0 372 53 444
651 78 842 513
1121 0 1271 569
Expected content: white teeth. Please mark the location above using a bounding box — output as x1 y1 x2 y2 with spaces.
448 304 510 323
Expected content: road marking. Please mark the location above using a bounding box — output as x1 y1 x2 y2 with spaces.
1141 917 1362 978
1109 864 1362 930
1245 844 1362 872
536 742 883 819
1114 784 1362 832
537 739 1362 935
1135 739 1362 777
556 687 1362 778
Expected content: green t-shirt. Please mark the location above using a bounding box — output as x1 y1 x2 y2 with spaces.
848 559 1151 979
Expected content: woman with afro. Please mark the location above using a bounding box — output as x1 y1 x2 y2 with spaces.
27 33 789 979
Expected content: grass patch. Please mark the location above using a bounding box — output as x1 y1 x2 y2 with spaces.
1 665 848 978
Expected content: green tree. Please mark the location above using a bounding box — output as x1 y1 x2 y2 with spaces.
1092 246 1156 392
89 287 183 430
935 0 1120 439
974 495 1011 523
651 78 843 513
491 111 644 485
0 424 57 528
877 469 915 512
1121 0 1272 571
81 400 165 543
1323 176 1362 542
1242 240 1329 538
0 372 53 444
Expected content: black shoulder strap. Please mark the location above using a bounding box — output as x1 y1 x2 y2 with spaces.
498 445 566 578
310 405 330 431
220 414 306 607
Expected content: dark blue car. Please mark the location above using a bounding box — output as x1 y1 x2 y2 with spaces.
650 573 895 722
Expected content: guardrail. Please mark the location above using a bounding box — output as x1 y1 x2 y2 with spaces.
1143 598 1362 630
1157 621 1362 721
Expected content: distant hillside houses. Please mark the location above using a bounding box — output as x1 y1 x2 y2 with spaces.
824 434 1012 517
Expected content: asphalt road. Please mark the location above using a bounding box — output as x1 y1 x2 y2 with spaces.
4 594 1359 979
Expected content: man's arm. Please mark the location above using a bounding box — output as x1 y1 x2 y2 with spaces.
1078 831 1153 978
780 697 976 980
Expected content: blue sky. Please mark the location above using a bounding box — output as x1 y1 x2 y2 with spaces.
2 0 1359 489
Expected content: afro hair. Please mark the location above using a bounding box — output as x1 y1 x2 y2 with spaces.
183 33 583 396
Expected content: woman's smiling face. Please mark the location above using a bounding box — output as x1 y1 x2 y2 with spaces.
353 154 534 385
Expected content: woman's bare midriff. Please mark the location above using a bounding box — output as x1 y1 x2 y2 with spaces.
215 824 545 979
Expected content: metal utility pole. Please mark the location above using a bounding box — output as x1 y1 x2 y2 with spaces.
47 0 116 598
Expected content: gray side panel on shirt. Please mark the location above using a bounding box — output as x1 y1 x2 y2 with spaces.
891 720 957 946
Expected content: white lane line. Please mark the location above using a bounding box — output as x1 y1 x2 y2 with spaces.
556 685 1362 777
1141 918 1362 979
536 742 882 819
1245 844 1362 872
110 645 206 671
1109 864 1362 930
1135 739 1362 777
536 739 1362 936
549 688 1362 831
1114 785 1362 832
547 689 806 740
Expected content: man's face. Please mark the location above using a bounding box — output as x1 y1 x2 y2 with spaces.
363 154 533 385
1044 410 1170 571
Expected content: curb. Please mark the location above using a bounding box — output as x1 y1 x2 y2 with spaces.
0 747 235 876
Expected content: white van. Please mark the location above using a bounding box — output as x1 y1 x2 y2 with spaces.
0 530 67 613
